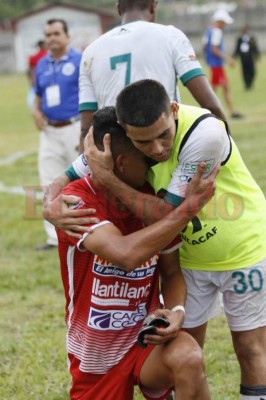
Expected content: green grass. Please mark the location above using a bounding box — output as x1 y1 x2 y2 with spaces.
0 57 266 399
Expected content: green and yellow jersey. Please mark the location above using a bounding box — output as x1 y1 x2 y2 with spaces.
148 104 266 271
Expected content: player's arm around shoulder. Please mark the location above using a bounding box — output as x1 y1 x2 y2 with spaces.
43 173 99 238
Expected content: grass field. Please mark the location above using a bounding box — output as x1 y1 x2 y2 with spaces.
0 56 266 400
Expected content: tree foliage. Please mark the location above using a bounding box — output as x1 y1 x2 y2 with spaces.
0 0 262 21
0 0 115 20
0 0 175 20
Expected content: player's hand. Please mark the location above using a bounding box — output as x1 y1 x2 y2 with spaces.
227 56 236 68
185 161 220 216
141 309 184 347
84 127 114 185
43 194 99 238
32 109 47 130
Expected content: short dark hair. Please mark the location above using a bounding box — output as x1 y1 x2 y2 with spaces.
116 79 171 127
46 19 68 34
118 0 154 13
37 40 45 48
93 107 135 157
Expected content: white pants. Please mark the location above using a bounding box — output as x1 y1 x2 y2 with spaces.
38 121 80 245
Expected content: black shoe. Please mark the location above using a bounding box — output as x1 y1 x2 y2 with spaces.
231 112 244 119
35 243 57 251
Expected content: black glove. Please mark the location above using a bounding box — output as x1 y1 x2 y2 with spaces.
137 315 170 348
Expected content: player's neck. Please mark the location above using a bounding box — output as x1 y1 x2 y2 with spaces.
121 10 154 24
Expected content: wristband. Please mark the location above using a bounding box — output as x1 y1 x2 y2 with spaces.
171 305 185 314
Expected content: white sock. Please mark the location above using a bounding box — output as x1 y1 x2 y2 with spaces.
240 396 266 400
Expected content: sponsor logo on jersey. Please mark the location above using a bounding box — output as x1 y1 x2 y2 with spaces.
181 226 218 245
88 303 146 330
92 278 151 299
92 254 158 279
62 62 76 76
181 159 215 176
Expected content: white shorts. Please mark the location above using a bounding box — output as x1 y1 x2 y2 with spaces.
181 258 266 332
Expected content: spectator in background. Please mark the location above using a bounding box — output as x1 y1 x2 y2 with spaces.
203 9 244 119
233 25 260 90
26 40 47 108
32 19 82 251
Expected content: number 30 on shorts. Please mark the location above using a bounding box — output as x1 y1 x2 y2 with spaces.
232 268 263 294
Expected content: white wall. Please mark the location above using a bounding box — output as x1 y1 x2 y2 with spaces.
15 6 102 72
0 32 15 73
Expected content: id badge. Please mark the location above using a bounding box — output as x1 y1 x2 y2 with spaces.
46 85 61 107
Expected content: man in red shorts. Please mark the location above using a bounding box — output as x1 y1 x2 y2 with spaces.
56 107 217 399
203 9 243 119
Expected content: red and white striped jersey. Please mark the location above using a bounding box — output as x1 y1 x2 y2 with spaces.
57 176 181 374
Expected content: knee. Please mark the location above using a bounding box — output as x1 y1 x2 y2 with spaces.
165 332 205 378
181 343 205 377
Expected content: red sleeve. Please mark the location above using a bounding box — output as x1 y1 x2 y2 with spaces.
28 55 35 68
160 235 182 254
29 50 47 68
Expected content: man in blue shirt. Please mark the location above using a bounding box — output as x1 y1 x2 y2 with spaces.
32 19 82 250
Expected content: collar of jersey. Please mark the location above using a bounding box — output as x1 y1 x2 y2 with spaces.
47 48 72 62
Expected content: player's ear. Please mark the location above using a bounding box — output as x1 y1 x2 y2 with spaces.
115 154 125 173
171 101 179 119
116 2 121 16
150 1 157 21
